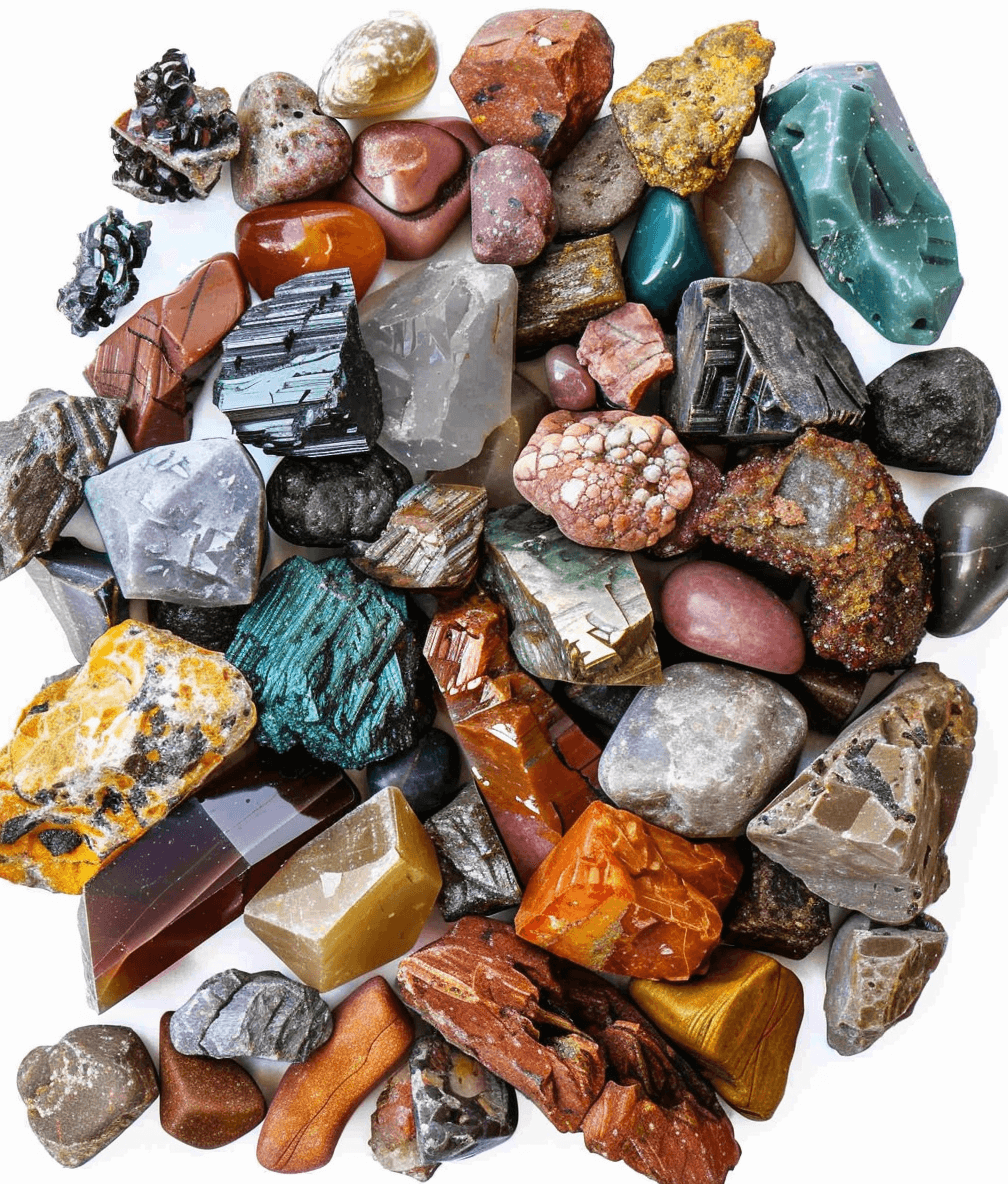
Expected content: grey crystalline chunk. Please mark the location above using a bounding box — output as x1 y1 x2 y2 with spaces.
28 540 125 662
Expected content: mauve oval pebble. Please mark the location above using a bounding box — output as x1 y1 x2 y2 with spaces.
545 345 596 410
353 122 465 214
470 145 557 266
660 560 805 674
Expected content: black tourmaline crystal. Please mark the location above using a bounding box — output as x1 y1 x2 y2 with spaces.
57 208 152 336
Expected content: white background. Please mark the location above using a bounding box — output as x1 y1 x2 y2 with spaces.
0 2 1005 1182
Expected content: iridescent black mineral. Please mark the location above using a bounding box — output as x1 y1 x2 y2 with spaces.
57 208 151 336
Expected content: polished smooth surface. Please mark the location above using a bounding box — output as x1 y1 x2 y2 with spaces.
623 187 714 322
700 157 795 282
318 13 438 119
924 487 1008 636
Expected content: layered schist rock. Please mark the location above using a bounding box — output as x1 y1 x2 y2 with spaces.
28 540 125 662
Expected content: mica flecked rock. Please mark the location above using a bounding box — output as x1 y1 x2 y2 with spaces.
369 1064 436 1181
576 303 674 411
244 786 441 991
318 13 438 119
0 621 255 894
748 664 976 923
611 22 774 195
924 487 1008 637
28 540 125 663
700 158 796 282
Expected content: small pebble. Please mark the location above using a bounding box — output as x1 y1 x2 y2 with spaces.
551 114 646 237
577 302 674 410
545 344 597 410
924 487 1008 636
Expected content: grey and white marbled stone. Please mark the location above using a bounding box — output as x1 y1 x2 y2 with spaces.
28 540 125 662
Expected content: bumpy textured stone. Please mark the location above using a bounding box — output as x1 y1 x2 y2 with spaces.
318 13 438 119
17 1025 158 1167
577 303 674 411
700 158 795 282
149 601 245 652
369 1065 436 1180
551 115 646 238
28 541 125 663
545 344 596 410
623 188 715 322
611 22 774 194
471 145 557 265
58 207 151 335
748 664 976 923
0 621 255 894
824 913 948 1055
0 389 119 579
368 729 461 822
647 450 724 559
924 487 1008 636
701 429 933 669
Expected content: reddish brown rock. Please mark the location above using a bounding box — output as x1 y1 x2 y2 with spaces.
471 145 557 265
368 1065 435 1180
545 344 596 410
647 449 724 558
576 303 674 410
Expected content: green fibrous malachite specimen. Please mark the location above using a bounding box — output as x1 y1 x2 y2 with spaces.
761 62 962 345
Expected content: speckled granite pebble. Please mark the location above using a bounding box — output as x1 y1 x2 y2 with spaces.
471 145 557 265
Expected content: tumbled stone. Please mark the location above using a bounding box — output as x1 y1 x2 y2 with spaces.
0 389 119 579
226 556 426 767
924 487 1008 636
598 663 807 839
646 449 723 558
28 540 125 663
551 115 646 238
512 409 692 551
450 10 614 166
231 74 352 211
159 1012 265 1148
17 1025 158 1167
86 437 266 607
701 429 933 669
318 13 438 119
471 145 557 265
623 188 715 322
258 977 414 1172
545 344 596 409
58 207 151 336
0 621 255 894
786 661 867 733
762 62 962 344
700 158 795 282
85 253 249 451
515 799 742 979
748 664 976 923
368 728 461 822
611 22 774 194
370 1064 436 1181
148 601 246 652
360 260 516 478
481 503 661 684
577 303 674 411
824 913 948 1056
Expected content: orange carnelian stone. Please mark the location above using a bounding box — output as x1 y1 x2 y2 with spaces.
515 800 742 980
235 201 386 300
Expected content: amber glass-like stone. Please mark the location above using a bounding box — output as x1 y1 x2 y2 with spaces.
235 201 386 300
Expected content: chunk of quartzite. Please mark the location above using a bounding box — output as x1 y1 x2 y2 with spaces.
748 664 976 923
369 1064 436 1181
611 22 774 195
318 13 438 119
761 62 962 345
0 621 256 894
576 303 674 411
149 601 246 652
699 158 796 283
28 540 125 663
700 429 933 669
424 589 600 883
57 207 151 336
622 188 715 323
924 487 1008 637
824 913 948 1056
449 10 614 167
551 115 646 238
84 253 249 451
368 728 461 822
470 145 557 266
647 449 724 559
0 389 119 579
512 409 692 551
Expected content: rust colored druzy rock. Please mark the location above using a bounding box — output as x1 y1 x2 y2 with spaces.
450 10 614 167
515 801 741 980
700 429 933 670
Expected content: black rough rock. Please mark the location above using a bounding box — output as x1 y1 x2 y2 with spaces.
128 49 238 154
57 208 152 336
554 682 639 742
150 600 246 652
29 540 125 662
924 487 1008 636
368 729 461 821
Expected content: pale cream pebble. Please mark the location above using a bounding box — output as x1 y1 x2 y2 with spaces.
661 505 677 522
606 425 630 448
631 487 650 504
566 421 593 437
560 479 585 508
660 429 678 447
642 464 663 483
560 435 582 453
607 446 629 461
583 434 605 454
645 494 665 515
664 445 686 463
629 425 651 446
537 453 559 470
513 452 538 482
539 435 563 453
585 484 603 500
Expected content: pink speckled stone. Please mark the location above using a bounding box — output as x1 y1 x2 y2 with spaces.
513 410 692 550
576 302 674 410
471 145 558 266
545 345 596 410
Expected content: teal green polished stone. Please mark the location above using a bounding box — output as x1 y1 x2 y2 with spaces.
623 187 714 322
761 63 962 345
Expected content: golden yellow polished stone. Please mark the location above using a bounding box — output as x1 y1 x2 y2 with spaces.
244 786 442 991
630 947 804 1120
317 14 438 119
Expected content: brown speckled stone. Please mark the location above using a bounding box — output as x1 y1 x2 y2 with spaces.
576 302 674 410
471 145 557 265
551 115 646 238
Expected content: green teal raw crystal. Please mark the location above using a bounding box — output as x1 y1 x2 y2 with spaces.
623 187 714 323
761 63 962 345
226 556 427 767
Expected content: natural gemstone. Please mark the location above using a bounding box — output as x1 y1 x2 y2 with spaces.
786 661 868 733
669 278 868 441
701 429 933 669
369 1065 436 1181
226 556 426 767
576 302 674 411
17 1025 158 1167
231 75 352 211
924 487 1008 636
244 786 441 991
258 977 414 1172
512 409 692 551
630 948 804 1120
514 799 742 979
824 913 948 1056
611 22 774 194
318 13 438 119
86 437 266 607
545 344 596 410
748 664 977 923
450 10 614 166
368 728 461 822
235 201 385 299
598 662 807 838
159 1012 265 1148
481 503 662 684
863 347 1000 473
84 253 249 451
360 260 517 478
169 969 332 1061
550 115 646 238
646 449 723 558
470 145 557 265
699 158 795 282
28 540 125 663
148 601 246 652
762 62 962 344
57 207 151 336
0 621 255 894
0 389 119 579
622 187 715 322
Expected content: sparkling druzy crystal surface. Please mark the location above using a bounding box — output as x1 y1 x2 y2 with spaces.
748 664 976 923
924 487 1008 636
57 207 151 336
318 13 439 119
28 540 125 663
0 621 256 894
245 787 441 992
359 259 517 479
226 556 426 767
762 62 962 345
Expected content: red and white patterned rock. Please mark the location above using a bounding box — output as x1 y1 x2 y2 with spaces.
576 302 674 410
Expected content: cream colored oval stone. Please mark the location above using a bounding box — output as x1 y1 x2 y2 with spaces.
318 12 438 119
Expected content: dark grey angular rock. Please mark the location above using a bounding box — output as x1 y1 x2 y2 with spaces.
57 207 152 336
924 487 1008 636
28 540 125 662
553 681 639 741
169 968 332 1062
551 115 646 238
368 729 461 821
149 600 247 651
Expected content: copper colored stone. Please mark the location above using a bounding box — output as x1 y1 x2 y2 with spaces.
84 253 249 451
647 449 724 558
576 302 674 410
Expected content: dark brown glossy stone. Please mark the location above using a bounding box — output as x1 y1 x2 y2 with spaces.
786 661 868 732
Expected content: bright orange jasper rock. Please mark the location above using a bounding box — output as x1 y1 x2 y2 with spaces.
515 800 742 980
235 200 386 299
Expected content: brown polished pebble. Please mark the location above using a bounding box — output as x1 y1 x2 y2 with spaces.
470 145 557 266
545 344 596 410
787 660 869 732
159 1013 265 1149
551 114 646 238
257 977 414 1173
647 449 724 558
576 302 674 410
700 157 796 282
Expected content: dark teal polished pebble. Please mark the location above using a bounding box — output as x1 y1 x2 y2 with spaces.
623 187 714 322
923 488 1008 636
366 727 461 820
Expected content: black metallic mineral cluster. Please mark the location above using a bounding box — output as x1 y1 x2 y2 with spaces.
56 208 152 336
